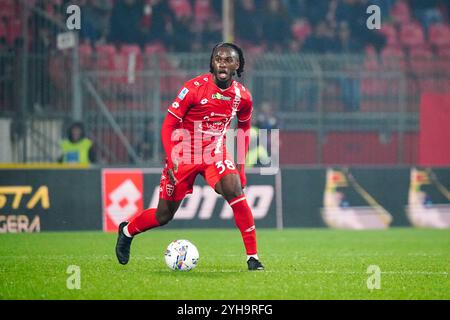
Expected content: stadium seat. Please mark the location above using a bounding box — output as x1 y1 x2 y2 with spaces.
169 0 193 19
0 20 6 39
144 42 167 55
378 24 398 47
194 0 214 25
437 47 450 72
78 43 93 69
291 19 311 43
381 46 407 70
409 47 436 91
6 18 22 46
0 0 16 18
110 45 144 92
120 44 142 56
400 22 425 48
390 0 411 25
95 44 116 70
409 47 434 72
428 23 450 49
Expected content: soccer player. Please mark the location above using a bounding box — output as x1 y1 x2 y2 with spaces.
115 43 264 271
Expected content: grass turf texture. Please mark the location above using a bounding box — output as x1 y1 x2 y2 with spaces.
0 228 449 300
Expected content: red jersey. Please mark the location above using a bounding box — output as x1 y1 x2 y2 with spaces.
167 73 253 164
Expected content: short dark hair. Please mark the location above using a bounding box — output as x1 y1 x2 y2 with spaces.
209 42 245 77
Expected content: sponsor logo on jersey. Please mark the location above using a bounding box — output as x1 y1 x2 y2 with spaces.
178 87 189 100
212 93 231 101
172 102 179 109
201 98 208 105
194 81 200 86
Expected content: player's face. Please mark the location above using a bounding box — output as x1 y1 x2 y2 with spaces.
212 47 239 86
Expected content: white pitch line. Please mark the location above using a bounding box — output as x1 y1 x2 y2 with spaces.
140 270 449 275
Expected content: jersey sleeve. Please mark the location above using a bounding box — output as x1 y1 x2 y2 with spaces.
167 82 196 121
237 92 253 123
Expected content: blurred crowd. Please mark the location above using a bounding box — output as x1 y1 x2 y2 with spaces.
0 0 449 54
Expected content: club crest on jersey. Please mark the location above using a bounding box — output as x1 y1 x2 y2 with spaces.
178 87 189 100
212 93 231 101
166 184 174 197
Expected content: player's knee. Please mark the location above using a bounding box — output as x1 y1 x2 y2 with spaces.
223 187 244 201
156 209 175 226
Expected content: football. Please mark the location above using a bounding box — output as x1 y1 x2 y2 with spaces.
164 239 199 271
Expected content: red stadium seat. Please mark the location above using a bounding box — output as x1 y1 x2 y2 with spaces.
120 44 141 56
0 0 16 18
169 0 193 19
110 45 144 90
95 44 116 70
378 24 398 47
291 19 311 42
6 18 22 46
437 47 450 71
381 46 407 70
78 43 93 69
400 22 425 48
144 42 167 55
194 0 214 25
361 51 388 99
428 23 450 48
409 47 436 91
0 20 6 39
409 47 434 72
390 0 411 25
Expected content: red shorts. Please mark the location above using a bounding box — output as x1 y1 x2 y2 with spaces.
159 154 239 202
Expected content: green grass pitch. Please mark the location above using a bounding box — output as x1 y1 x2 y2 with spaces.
0 228 449 300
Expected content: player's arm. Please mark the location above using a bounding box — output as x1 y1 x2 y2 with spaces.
236 97 253 189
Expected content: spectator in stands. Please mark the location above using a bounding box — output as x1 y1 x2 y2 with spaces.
336 21 364 53
335 0 386 53
59 122 96 165
235 0 263 46
167 13 195 52
305 0 333 25
109 0 145 46
142 0 173 46
257 102 279 130
302 21 338 53
135 120 156 162
336 22 362 112
246 118 270 168
262 0 292 52
80 0 112 44
410 0 444 30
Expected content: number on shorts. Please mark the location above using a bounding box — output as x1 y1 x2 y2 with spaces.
216 160 235 174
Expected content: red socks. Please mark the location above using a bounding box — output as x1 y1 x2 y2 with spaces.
126 197 258 257
127 208 160 236
228 195 258 255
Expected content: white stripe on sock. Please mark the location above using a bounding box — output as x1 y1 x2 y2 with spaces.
229 196 246 207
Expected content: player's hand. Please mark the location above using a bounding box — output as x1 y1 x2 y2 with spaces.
236 164 247 189
167 160 178 185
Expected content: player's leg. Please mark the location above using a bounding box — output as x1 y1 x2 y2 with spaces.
116 164 197 265
115 199 182 265
209 165 264 270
